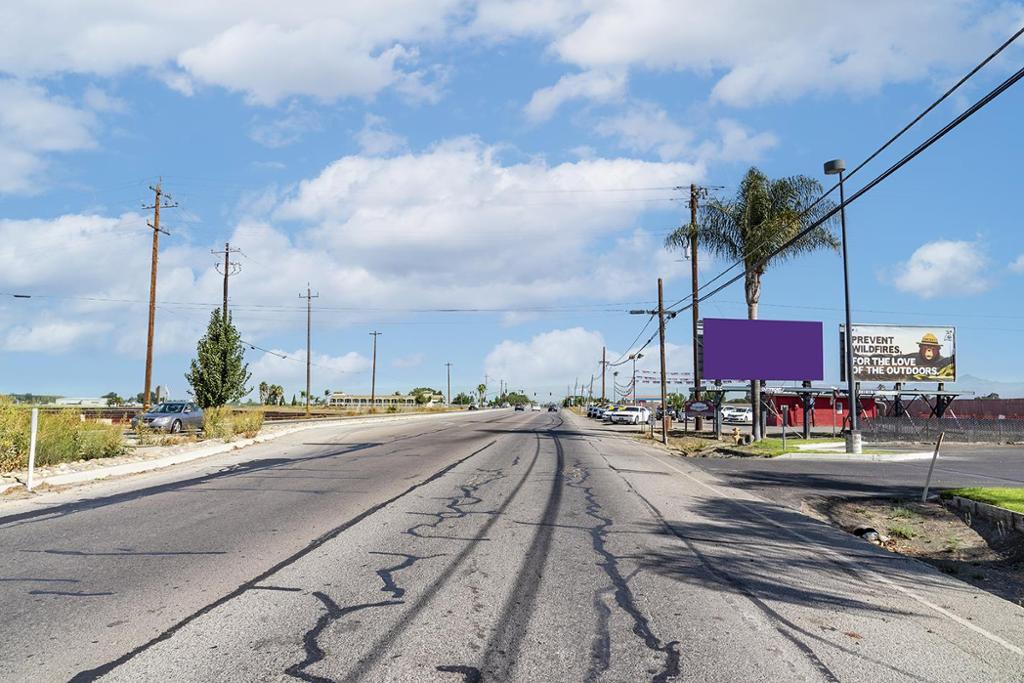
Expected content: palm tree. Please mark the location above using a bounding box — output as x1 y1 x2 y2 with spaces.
666 166 839 439
476 383 487 406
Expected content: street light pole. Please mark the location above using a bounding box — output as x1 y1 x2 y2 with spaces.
445 362 452 406
825 158 861 454
369 331 381 409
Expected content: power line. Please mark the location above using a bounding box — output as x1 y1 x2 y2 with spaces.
667 59 1024 320
663 24 1024 313
1 291 653 314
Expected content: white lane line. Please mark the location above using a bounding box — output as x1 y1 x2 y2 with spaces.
643 451 1024 658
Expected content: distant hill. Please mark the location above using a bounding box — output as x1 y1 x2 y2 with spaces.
945 374 1024 399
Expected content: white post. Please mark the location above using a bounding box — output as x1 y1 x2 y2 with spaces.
782 405 788 453
921 431 945 503
27 408 38 491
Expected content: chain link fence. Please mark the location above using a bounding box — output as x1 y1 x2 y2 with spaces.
862 416 1024 443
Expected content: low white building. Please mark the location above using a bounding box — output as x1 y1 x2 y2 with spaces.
328 392 445 408
54 397 110 407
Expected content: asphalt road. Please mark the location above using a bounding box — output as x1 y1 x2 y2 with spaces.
687 443 1024 510
1 409 1023 681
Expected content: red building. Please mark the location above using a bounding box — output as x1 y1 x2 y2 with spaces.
766 394 877 427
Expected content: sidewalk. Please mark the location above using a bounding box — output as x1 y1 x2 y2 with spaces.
0 409 478 496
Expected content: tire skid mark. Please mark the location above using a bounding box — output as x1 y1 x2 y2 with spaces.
587 585 613 681
436 663 483 682
567 459 681 683
70 440 498 682
474 421 566 680
607 462 840 683
285 592 402 682
368 552 444 599
338 435 545 683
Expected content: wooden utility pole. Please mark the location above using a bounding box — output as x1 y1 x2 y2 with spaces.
142 180 174 410
445 362 452 405
212 242 241 320
658 278 669 444
369 331 381 408
300 285 319 416
690 184 703 431
601 346 607 402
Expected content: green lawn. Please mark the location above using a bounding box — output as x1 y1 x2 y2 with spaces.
737 437 841 457
942 487 1024 514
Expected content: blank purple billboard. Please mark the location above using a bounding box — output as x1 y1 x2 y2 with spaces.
702 318 823 381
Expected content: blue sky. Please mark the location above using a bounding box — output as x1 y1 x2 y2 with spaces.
2 1 1023 401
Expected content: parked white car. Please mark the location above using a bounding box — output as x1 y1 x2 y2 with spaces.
608 406 651 425
721 405 753 424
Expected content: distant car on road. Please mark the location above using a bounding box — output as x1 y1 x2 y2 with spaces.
721 406 753 424
132 401 203 433
514 404 525 412
548 404 558 412
468 405 479 411
530 404 541 412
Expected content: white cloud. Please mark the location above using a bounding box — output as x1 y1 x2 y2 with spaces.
0 2 464 105
1010 254 1024 274
596 102 693 161
485 327 606 392
699 119 777 163
483 326 693 396
392 352 425 369
492 1 1024 108
249 103 321 148
356 114 407 156
0 141 698 362
596 105 776 164
890 239 991 299
82 85 127 113
0 79 97 193
524 70 626 122
249 349 371 395
3 319 112 353
274 137 699 307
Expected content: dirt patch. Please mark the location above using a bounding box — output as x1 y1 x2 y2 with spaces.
804 496 1024 607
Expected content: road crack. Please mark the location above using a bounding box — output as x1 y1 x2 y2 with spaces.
568 459 681 683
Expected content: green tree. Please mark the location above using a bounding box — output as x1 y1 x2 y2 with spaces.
258 381 269 404
451 392 474 405
291 394 298 406
476 383 487 406
667 167 838 439
102 391 124 407
409 387 441 405
505 391 529 406
185 309 252 409
667 392 686 412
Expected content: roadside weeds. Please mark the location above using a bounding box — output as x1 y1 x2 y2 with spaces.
805 496 1024 607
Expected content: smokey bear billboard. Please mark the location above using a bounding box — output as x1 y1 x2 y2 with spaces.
841 324 956 382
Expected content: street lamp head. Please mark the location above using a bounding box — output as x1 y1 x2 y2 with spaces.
823 159 846 175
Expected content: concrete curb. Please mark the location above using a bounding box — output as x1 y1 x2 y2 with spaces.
774 451 934 461
1 409 487 494
943 495 1024 534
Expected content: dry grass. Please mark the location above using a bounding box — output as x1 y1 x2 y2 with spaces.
0 397 126 472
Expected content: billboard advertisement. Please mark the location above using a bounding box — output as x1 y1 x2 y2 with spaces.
841 324 956 382
702 318 823 381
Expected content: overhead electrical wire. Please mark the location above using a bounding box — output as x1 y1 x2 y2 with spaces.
663 24 1024 313
667 58 1024 320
